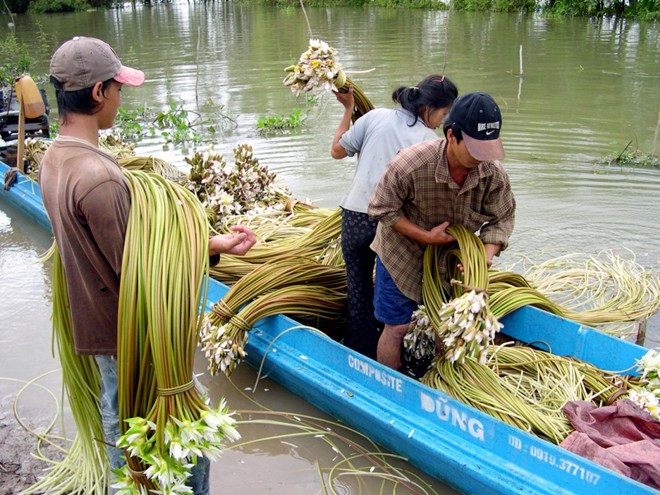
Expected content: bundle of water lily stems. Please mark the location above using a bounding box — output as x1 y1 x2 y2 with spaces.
416 224 503 365
405 224 657 443
421 342 628 444
30 170 241 494
23 136 181 182
210 207 343 284
114 170 240 492
201 258 347 375
283 38 374 122
23 246 108 494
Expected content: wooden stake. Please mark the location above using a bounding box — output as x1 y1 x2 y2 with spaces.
17 95 25 173
635 319 647 346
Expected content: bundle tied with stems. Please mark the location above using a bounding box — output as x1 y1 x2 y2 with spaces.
409 224 503 366
114 170 240 494
200 257 347 376
283 38 374 122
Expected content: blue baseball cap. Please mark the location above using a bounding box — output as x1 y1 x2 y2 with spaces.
446 92 505 161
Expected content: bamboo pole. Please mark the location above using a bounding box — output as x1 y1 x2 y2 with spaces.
16 94 25 173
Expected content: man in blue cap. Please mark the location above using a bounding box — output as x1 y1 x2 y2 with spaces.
368 92 516 370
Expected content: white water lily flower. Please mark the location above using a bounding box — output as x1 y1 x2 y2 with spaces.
629 388 659 419
168 439 190 461
636 349 660 381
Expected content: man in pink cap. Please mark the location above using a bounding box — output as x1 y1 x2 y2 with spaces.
40 36 254 494
368 92 516 371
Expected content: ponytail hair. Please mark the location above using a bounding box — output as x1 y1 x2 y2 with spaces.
392 74 458 126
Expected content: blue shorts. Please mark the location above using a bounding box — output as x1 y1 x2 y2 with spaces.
374 257 418 325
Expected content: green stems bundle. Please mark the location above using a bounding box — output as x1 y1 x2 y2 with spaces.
421 344 624 444
417 225 501 365
205 258 346 329
114 170 239 493
210 208 342 284
200 284 346 376
118 155 184 182
23 246 108 494
220 206 337 245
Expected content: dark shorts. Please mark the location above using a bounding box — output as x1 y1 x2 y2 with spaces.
373 257 418 325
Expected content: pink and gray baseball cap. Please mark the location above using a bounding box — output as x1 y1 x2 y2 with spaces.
446 92 505 162
50 36 144 92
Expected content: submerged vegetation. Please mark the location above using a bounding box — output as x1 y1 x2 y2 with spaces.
257 108 305 132
604 141 660 169
112 100 235 150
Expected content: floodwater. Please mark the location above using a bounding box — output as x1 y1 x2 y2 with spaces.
1 3 659 494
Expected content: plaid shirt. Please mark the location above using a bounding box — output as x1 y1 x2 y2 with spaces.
368 139 516 302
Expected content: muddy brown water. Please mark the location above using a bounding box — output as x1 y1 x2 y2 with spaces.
1 3 659 494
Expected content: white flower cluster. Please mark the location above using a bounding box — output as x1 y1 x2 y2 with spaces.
437 290 503 365
630 349 660 420
198 314 247 377
628 389 659 420
404 306 437 362
283 38 343 97
183 144 285 223
113 400 240 494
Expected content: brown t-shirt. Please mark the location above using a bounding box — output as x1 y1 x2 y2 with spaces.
39 137 130 355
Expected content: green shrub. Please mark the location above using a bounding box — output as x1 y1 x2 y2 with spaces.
28 0 90 13
0 35 31 87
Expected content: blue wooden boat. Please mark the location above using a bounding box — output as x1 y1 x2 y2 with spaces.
1 160 655 495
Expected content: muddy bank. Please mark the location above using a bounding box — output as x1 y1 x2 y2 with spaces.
0 397 63 495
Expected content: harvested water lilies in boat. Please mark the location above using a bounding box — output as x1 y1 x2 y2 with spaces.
24 136 50 180
200 284 345 376
421 343 631 444
182 143 295 226
99 132 136 160
283 38 374 122
629 349 660 419
23 134 137 181
210 208 343 285
405 228 660 367
204 258 347 332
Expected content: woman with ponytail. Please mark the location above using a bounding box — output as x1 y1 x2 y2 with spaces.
331 75 458 360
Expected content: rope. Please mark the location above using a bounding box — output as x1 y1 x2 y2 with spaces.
157 380 195 397
228 314 252 333
211 298 236 320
